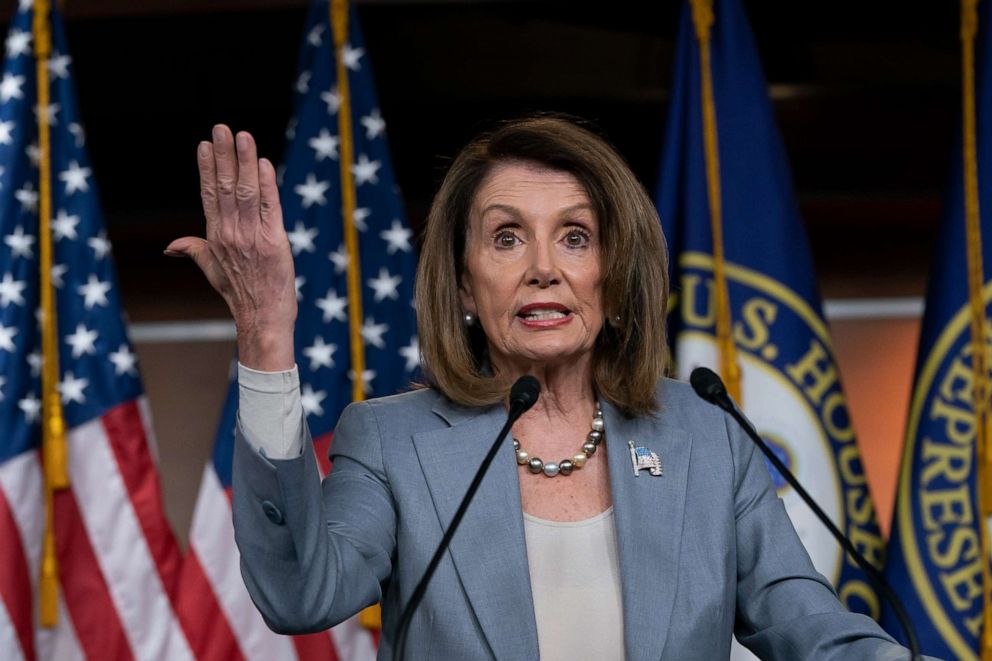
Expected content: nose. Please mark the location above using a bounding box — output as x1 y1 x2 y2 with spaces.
526 239 560 288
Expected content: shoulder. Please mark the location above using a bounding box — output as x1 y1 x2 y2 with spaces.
337 386 477 436
652 376 729 434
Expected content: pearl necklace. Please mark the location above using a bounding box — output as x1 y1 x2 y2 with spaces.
512 404 604 477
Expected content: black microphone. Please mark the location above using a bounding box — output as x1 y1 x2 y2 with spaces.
689 367 921 661
393 375 541 660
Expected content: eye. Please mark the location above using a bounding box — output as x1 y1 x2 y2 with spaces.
563 228 591 248
494 229 521 249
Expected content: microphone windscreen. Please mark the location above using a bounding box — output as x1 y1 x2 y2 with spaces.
509 375 541 413
690 366 727 404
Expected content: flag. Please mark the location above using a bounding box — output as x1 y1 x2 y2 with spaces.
177 1 417 658
0 2 193 660
881 1 992 658
656 0 885 653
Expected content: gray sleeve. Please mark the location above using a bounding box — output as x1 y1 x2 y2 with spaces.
237 362 304 459
728 415 923 660
232 400 395 635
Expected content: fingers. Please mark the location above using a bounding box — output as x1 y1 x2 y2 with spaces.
211 125 240 237
235 131 261 225
197 141 220 241
258 158 284 229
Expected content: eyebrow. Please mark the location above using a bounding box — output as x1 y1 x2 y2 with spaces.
478 202 595 221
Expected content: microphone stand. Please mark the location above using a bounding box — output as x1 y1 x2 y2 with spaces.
393 376 540 660
690 367 921 661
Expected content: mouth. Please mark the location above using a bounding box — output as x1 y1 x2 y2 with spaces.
517 302 572 322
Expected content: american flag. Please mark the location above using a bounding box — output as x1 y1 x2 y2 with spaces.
177 1 417 659
0 2 193 660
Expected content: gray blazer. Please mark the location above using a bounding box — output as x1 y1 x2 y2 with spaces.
232 378 912 660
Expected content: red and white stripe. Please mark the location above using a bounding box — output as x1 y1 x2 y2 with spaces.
179 436 377 661
0 397 193 661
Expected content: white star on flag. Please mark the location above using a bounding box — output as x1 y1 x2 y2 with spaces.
5 29 30 58
360 109 386 140
285 117 298 141
301 383 327 417
341 43 364 71
17 0 32 13
348 368 376 395
295 276 306 302
352 154 382 186
368 267 401 302
52 209 80 240
296 70 311 94
25 142 39 166
307 24 325 47
294 173 330 208
0 376 5 401
69 122 85 147
88 231 111 260
47 52 71 79
399 336 420 372
329 244 350 274
35 102 59 126
303 336 337 370
361 317 389 349
27 350 41 377
65 323 98 358
0 73 23 102
18 393 40 422
352 207 371 232
58 371 88 405
0 272 26 307
0 323 16 352
0 120 13 146
321 87 341 115
287 221 318 255
380 219 413 254
14 182 37 212
51 263 67 289
59 160 91 194
78 274 112 309
109 344 138 376
308 128 339 161
315 288 348 323
4 225 34 258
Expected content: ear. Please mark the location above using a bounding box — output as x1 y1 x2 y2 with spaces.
458 271 477 314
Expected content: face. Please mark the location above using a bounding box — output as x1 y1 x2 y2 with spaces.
460 162 604 370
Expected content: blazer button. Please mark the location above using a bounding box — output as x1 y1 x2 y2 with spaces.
261 500 285 525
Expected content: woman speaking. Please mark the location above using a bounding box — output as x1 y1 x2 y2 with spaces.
168 117 915 659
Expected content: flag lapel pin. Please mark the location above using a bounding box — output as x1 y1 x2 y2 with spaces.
628 441 663 477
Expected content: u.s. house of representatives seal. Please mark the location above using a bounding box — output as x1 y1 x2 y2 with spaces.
672 253 884 619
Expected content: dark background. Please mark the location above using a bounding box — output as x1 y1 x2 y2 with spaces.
0 0 961 320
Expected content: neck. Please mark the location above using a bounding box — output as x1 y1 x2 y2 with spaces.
493 353 597 422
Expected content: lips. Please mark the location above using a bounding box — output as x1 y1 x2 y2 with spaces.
517 302 571 321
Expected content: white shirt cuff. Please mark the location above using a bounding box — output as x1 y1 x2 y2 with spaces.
237 362 305 459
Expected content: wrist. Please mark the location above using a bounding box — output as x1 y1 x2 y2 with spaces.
237 325 295 372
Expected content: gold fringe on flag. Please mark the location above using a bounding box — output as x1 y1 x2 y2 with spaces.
960 1 992 657
330 0 380 631
33 0 68 628
690 0 742 403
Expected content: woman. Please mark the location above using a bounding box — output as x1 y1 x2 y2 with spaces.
168 117 911 659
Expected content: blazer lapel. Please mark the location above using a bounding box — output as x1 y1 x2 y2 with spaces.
603 400 692 661
411 400 539 660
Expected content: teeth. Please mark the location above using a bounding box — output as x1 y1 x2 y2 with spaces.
524 310 566 320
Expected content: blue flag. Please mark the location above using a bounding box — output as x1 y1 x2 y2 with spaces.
656 0 885 642
881 3 992 658
179 2 412 657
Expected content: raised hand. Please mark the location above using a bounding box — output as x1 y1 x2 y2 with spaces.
166 125 297 371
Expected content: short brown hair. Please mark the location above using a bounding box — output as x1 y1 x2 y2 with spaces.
415 116 669 417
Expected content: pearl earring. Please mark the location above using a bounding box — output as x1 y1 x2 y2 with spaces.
463 312 477 326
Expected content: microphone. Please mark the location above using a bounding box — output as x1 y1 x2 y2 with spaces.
393 375 541 660
689 367 921 661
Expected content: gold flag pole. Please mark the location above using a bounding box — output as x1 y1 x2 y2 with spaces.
330 0 379 631
33 0 69 628
689 0 742 403
961 1 992 657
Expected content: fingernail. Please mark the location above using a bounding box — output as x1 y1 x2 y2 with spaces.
198 142 210 158
212 125 224 141
164 249 184 257
236 133 248 150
